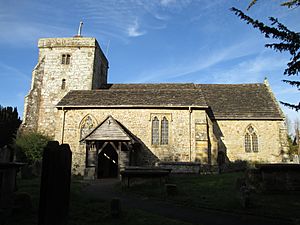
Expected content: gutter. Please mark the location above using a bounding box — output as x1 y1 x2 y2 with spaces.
189 106 192 162
56 105 208 109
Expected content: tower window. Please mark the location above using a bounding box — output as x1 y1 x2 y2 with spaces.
61 79 66 90
62 54 71 64
66 54 71 64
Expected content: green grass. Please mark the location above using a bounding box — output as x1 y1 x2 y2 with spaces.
6 177 193 225
7 173 300 224
124 173 300 221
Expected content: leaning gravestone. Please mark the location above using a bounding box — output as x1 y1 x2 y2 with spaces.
38 141 72 225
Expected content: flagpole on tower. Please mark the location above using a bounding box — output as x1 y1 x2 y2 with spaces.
76 21 83 37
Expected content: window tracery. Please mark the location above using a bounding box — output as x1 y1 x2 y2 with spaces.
244 125 258 153
80 115 96 140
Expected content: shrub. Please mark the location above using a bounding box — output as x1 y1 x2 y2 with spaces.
224 160 249 172
0 105 22 148
16 132 51 165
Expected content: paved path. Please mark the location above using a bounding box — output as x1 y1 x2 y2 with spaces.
83 179 295 225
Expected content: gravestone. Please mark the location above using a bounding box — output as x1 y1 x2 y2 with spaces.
0 146 11 163
0 162 24 224
110 198 121 218
38 141 72 225
165 184 177 196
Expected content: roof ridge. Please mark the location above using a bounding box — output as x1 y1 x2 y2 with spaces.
198 83 264 86
109 82 195 85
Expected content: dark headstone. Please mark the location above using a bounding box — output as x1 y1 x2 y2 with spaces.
110 198 121 218
13 192 32 213
38 141 72 225
0 146 11 163
165 183 177 196
239 186 250 208
0 162 24 223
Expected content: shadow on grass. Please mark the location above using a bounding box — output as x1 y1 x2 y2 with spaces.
122 172 300 221
7 177 193 225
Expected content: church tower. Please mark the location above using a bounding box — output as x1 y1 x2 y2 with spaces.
21 36 108 138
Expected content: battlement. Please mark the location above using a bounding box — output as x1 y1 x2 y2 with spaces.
38 37 98 49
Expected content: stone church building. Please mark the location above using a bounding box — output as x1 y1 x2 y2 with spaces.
21 36 288 178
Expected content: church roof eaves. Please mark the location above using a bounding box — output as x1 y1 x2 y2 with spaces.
57 88 207 108
57 82 284 120
198 83 283 120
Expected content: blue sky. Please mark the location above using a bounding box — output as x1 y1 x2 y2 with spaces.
0 0 299 125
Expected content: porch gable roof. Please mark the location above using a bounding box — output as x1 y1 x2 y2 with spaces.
81 115 132 141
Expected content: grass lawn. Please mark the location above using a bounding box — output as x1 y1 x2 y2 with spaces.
6 177 192 225
124 172 300 221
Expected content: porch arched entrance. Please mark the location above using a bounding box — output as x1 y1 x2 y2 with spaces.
81 116 135 180
98 144 118 178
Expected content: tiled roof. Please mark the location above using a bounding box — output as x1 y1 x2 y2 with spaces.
57 84 207 107
100 83 196 90
57 83 283 119
199 84 283 119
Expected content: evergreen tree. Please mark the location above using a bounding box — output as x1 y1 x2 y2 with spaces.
0 105 22 148
231 1 300 111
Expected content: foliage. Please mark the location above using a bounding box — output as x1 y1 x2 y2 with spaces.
231 4 300 111
287 134 298 155
247 0 300 10
281 0 300 8
16 132 51 164
0 105 22 148
224 160 250 172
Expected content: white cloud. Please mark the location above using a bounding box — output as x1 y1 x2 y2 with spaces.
202 53 288 84
160 0 177 7
0 62 30 82
127 19 146 37
130 39 262 83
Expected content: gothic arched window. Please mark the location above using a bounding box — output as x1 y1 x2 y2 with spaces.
161 117 169 145
244 125 258 153
152 117 159 145
80 115 96 140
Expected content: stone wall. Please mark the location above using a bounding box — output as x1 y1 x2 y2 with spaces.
54 108 286 175
54 108 209 175
21 57 45 133
212 120 287 163
92 41 108 89
21 37 107 138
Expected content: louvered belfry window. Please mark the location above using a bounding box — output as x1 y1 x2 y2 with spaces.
244 125 259 153
152 117 159 145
